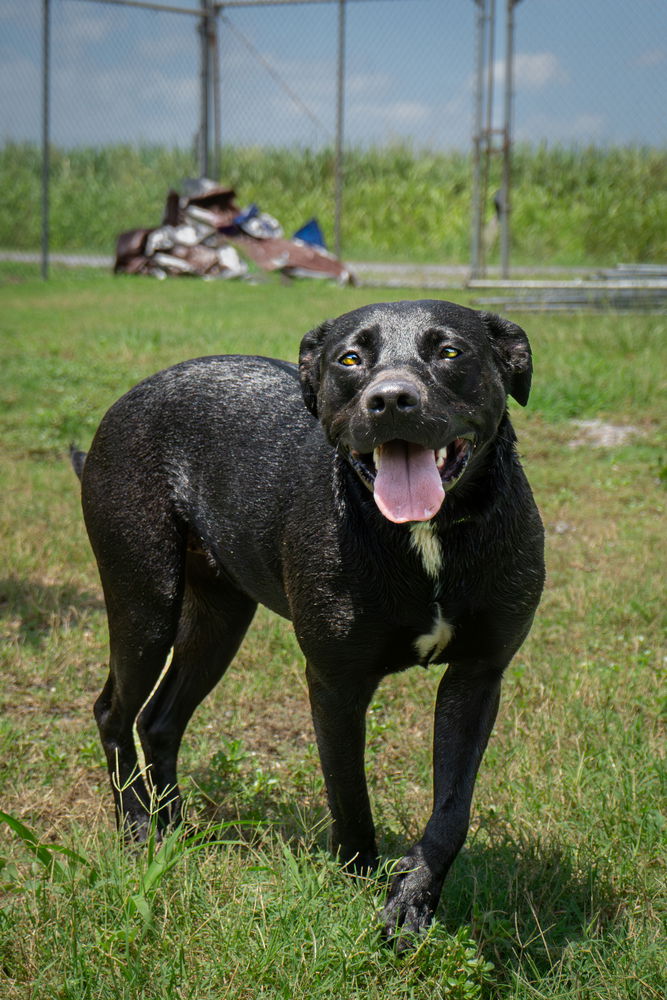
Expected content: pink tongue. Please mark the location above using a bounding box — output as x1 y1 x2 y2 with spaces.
373 441 445 523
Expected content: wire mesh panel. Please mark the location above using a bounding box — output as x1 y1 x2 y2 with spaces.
0 1 44 254
215 0 473 258
1 0 202 256
1 1 43 144
474 0 667 269
52 1 200 148
50 0 202 253
0 0 665 268
218 2 339 150
342 0 474 261
514 0 667 147
344 0 473 151
214 1 340 252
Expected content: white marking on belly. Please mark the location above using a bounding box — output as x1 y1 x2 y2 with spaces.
409 521 443 579
414 608 453 665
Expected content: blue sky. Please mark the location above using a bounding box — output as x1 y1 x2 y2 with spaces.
1 0 666 150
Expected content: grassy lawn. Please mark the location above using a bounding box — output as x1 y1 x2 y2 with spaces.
1 266 665 998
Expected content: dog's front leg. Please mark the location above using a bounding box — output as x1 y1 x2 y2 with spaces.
382 659 503 950
306 664 380 872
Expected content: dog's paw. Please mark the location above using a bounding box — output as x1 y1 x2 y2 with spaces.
380 848 441 953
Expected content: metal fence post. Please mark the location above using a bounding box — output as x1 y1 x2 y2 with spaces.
479 0 495 279
334 0 346 260
470 0 485 279
500 0 518 279
41 0 50 280
199 0 211 177
212 7 221 178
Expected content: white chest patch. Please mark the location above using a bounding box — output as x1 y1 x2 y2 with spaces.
409 521 443 580
414 608 453 665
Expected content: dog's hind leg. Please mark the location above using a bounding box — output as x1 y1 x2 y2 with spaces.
88 507 185 840
94 596 182 841
136 572 257 830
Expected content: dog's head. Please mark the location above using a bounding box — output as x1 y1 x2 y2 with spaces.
299 299 532 524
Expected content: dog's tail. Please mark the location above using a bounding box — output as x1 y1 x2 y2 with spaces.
69 444 87 481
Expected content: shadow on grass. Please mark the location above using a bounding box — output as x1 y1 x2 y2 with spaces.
0 574 104 648
189 749 329 852
443 835 619 984
190 762 620 985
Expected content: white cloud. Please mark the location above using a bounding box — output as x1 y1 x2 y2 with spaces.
136 33 193 63
56 7 117 48
0 1 36 27
347 100 428 126
0 54 39 96
346 72 392 98
387 101 431 124
50 61 199 145
635 48 666 68
496 52 569 90
516 111 606 144
0 56 40 139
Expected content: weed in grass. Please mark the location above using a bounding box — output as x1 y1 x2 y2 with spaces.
193 737 279 820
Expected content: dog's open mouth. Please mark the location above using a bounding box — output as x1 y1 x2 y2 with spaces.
345 437 474 524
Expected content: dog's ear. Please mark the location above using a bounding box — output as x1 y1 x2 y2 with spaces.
481 312 532 406
299 319 334 417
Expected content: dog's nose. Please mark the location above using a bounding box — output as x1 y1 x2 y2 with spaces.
364 378 421 416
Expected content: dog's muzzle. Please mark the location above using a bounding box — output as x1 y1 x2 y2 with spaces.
343 436 474 524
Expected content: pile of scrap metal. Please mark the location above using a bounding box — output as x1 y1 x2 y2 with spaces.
114 178 353 284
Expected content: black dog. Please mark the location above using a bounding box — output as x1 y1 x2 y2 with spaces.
73 299 544 949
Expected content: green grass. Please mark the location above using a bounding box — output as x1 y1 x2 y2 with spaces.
1 142 666 265
1 267 666 998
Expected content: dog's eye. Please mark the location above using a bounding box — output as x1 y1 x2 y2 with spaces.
439 346 461 360
339 351 362 367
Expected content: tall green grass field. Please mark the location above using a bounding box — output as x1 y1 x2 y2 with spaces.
1 142 666 265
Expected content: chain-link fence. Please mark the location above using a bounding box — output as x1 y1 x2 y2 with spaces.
1 0 665 276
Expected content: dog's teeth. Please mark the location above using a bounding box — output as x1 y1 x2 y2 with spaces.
436 447 447 470
373 447 382 470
